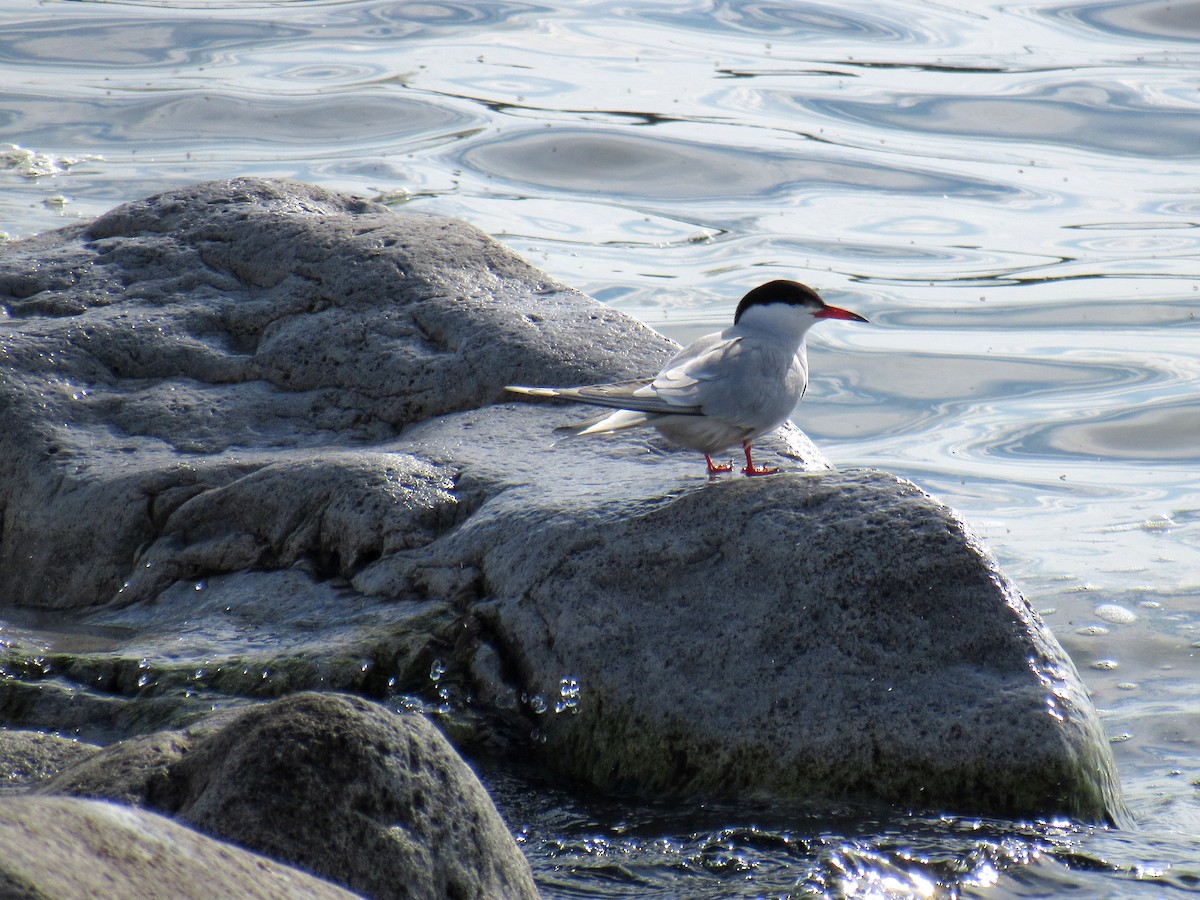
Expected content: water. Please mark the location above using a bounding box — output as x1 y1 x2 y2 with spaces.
2 0 1199 895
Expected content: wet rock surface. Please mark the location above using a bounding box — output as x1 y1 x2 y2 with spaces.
0 176 1124 892
0 730 98 793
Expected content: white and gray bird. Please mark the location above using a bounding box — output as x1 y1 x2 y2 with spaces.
506 280 868 476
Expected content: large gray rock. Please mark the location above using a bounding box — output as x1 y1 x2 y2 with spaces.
0 178 1123 823
0 795 358 899
38 692 540 900
0 178 686 612
461 469 1121 820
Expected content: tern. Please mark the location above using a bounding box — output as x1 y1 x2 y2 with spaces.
506 280 868 476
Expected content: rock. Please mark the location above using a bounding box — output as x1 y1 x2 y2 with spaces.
0 176 708 612
39 692 540 900
0 795 358 899
461 469 1123 821
0 178 1123 824
0 730 98 792
33 729 190 806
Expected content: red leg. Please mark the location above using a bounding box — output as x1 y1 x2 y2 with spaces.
741 442 778 476
705 453 733 476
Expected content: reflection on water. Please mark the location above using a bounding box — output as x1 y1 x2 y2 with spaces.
483 762 1200 898
4 90 478 151
459 127 996 199
2 0 1199 896
1049 0 1200 41
806 80 1200 158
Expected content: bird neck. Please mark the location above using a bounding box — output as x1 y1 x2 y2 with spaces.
733 304 817 349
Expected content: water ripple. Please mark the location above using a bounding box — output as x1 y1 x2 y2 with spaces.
455 127 1008 201
314 0 548 37
0 16 314 68
999 397 1200 463
636 0 920 42
2 90 479 151
802 80 1200 158
266 62 388 86
1044 0 1200 42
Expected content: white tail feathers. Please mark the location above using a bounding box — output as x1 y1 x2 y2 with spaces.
505 385 563 398
554 409 655 438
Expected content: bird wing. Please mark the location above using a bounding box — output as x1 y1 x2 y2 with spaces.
505 331 751 418
509 327 806 441
657 333 806 430
507 378 704 416
649 334 748 413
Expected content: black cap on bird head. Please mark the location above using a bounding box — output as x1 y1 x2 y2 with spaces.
734 280 825 325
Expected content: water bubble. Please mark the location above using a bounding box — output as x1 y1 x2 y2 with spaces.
1094 604 1137 625
429 659 445 682
528 694 547 714
1139 515 1175 533
555 677 581 714
1090 659 1119 670
1076 625 1110 636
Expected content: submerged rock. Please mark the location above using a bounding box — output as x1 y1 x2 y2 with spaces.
0 178 1123 824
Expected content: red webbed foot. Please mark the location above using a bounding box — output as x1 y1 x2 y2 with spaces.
705 453 733 476
741 443 778 476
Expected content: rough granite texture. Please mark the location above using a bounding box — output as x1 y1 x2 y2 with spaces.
37 692 541 900
0 178 1124 826
0 731 98 793
0 795 359 900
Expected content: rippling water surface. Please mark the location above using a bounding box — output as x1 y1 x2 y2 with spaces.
2 0 1199 896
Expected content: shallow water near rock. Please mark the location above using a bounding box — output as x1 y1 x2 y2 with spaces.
1 0 1198 896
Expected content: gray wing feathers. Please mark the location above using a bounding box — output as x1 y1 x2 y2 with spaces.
506 332 749 419
507 378 704 416
648 335 747 417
